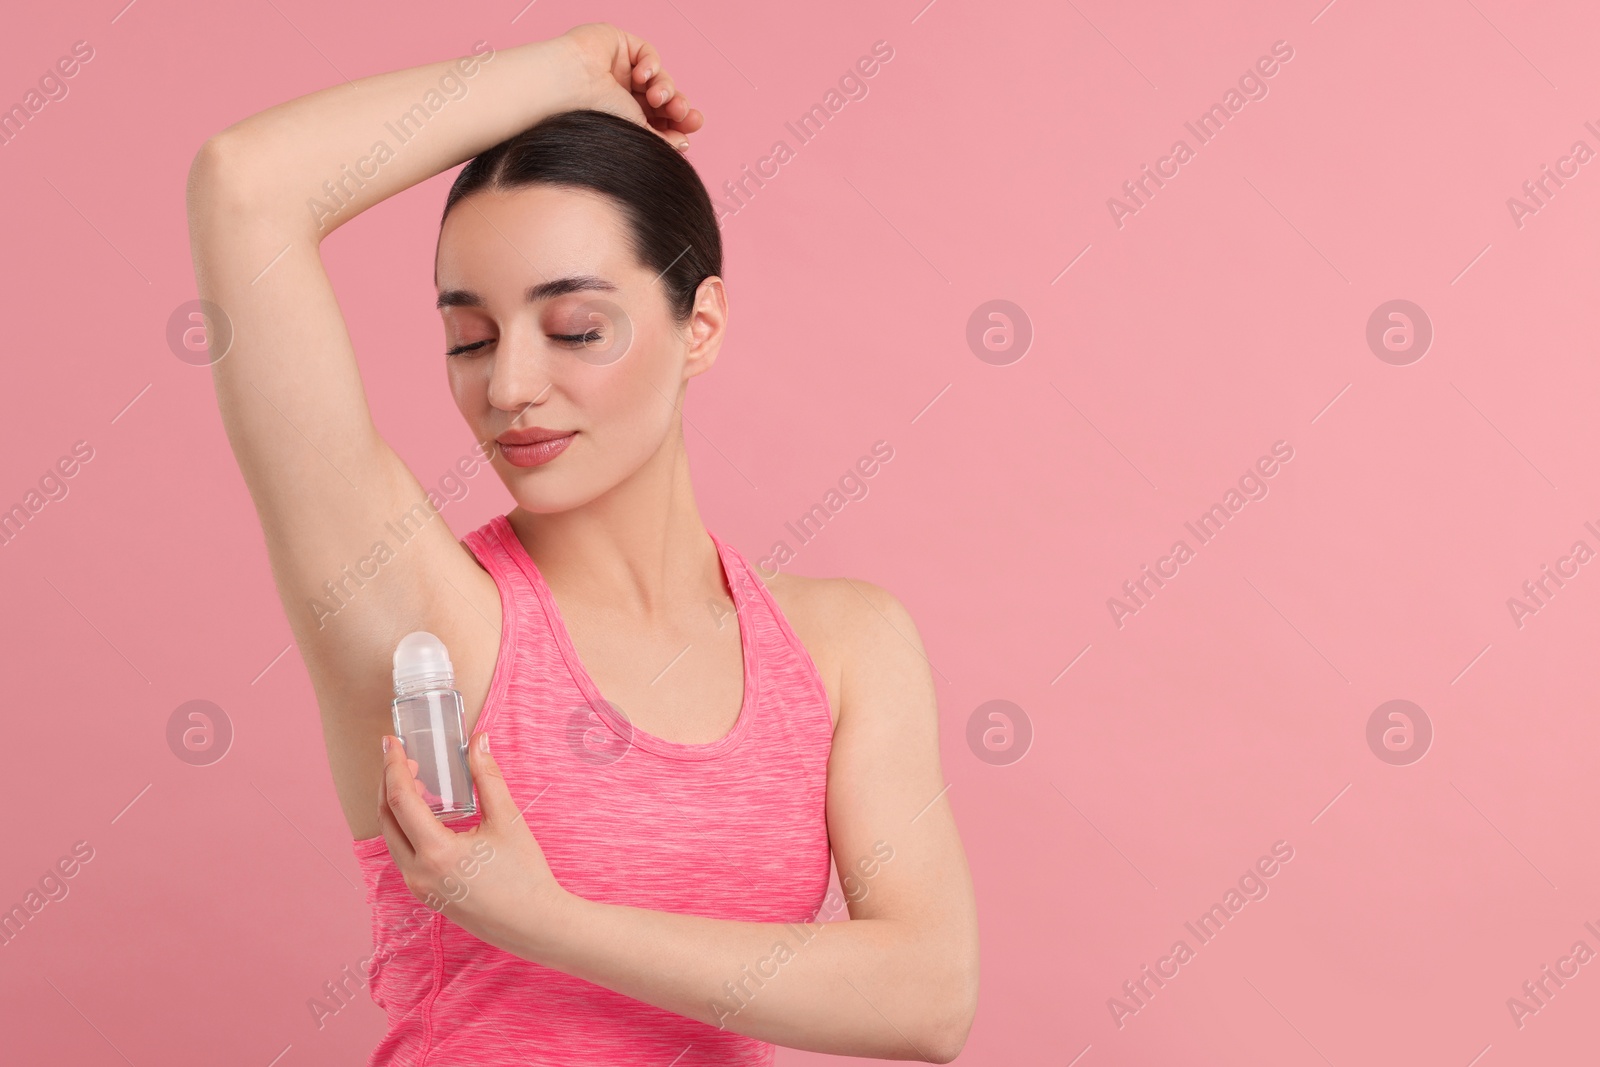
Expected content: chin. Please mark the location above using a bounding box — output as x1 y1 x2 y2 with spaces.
507 484 581 514
506 472 612 515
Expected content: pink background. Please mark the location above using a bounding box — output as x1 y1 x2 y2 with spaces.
2 0 1598 1064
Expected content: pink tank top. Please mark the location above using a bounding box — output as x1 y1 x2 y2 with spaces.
349 513 835 1065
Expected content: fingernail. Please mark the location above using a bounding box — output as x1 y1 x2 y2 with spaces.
478 732 490 753
382 735 390 753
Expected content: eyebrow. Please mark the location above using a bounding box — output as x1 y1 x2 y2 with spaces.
436 275 620 310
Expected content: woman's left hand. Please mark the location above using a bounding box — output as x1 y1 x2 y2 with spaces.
377 730 569 958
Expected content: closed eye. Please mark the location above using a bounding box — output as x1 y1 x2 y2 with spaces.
447 331 604 357
553 329 604 346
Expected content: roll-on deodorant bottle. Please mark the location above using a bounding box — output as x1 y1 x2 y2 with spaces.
391 631 476 818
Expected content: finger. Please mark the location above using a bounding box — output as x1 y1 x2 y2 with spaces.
467 731 521 832
633 103 692 150
382 734 450 854
376 780 415 865
391 740 424 793
658 92 694 127
626 33 663 88
641 119 691 153
639 74 698 131
647 98 703 137
642 71 677 110
622 34 694 147
376 736 416 864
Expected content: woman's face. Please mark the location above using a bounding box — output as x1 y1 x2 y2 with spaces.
434 184 722 513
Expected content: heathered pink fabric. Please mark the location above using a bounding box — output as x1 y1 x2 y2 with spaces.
350 513 835 1066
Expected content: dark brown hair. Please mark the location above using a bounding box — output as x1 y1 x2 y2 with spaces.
440 109 722 325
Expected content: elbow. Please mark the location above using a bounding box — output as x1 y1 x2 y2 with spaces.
185 133 268 224
924 1001 975 1063
921 954 978 1063
186 134 236 203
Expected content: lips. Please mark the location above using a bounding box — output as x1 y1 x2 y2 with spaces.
494 428 577 468
497 427 575 445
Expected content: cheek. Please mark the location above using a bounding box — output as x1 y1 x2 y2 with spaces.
446 359 489 414
446 367 467 409
576 376 679 467
574 368 662 431
587 335 682 419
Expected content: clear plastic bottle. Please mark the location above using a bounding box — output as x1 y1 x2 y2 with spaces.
391 631 476 819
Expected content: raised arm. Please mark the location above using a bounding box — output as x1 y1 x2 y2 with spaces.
183 25 701 838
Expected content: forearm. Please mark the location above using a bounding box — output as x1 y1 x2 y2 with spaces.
193 36 578 241
522 890 964 1062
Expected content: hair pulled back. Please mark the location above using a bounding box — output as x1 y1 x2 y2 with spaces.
441 109 722 325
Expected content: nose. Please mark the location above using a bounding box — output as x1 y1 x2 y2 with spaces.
485 325 556 416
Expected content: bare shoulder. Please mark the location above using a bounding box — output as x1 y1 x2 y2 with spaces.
758 569 926 731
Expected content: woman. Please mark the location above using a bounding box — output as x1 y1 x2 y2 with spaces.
185 21 977 1065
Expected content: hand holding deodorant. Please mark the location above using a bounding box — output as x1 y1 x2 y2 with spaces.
391 631 476 819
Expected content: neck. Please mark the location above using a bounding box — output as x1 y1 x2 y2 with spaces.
506 425 720 619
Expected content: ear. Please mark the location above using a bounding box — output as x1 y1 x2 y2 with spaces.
682 276 728 381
